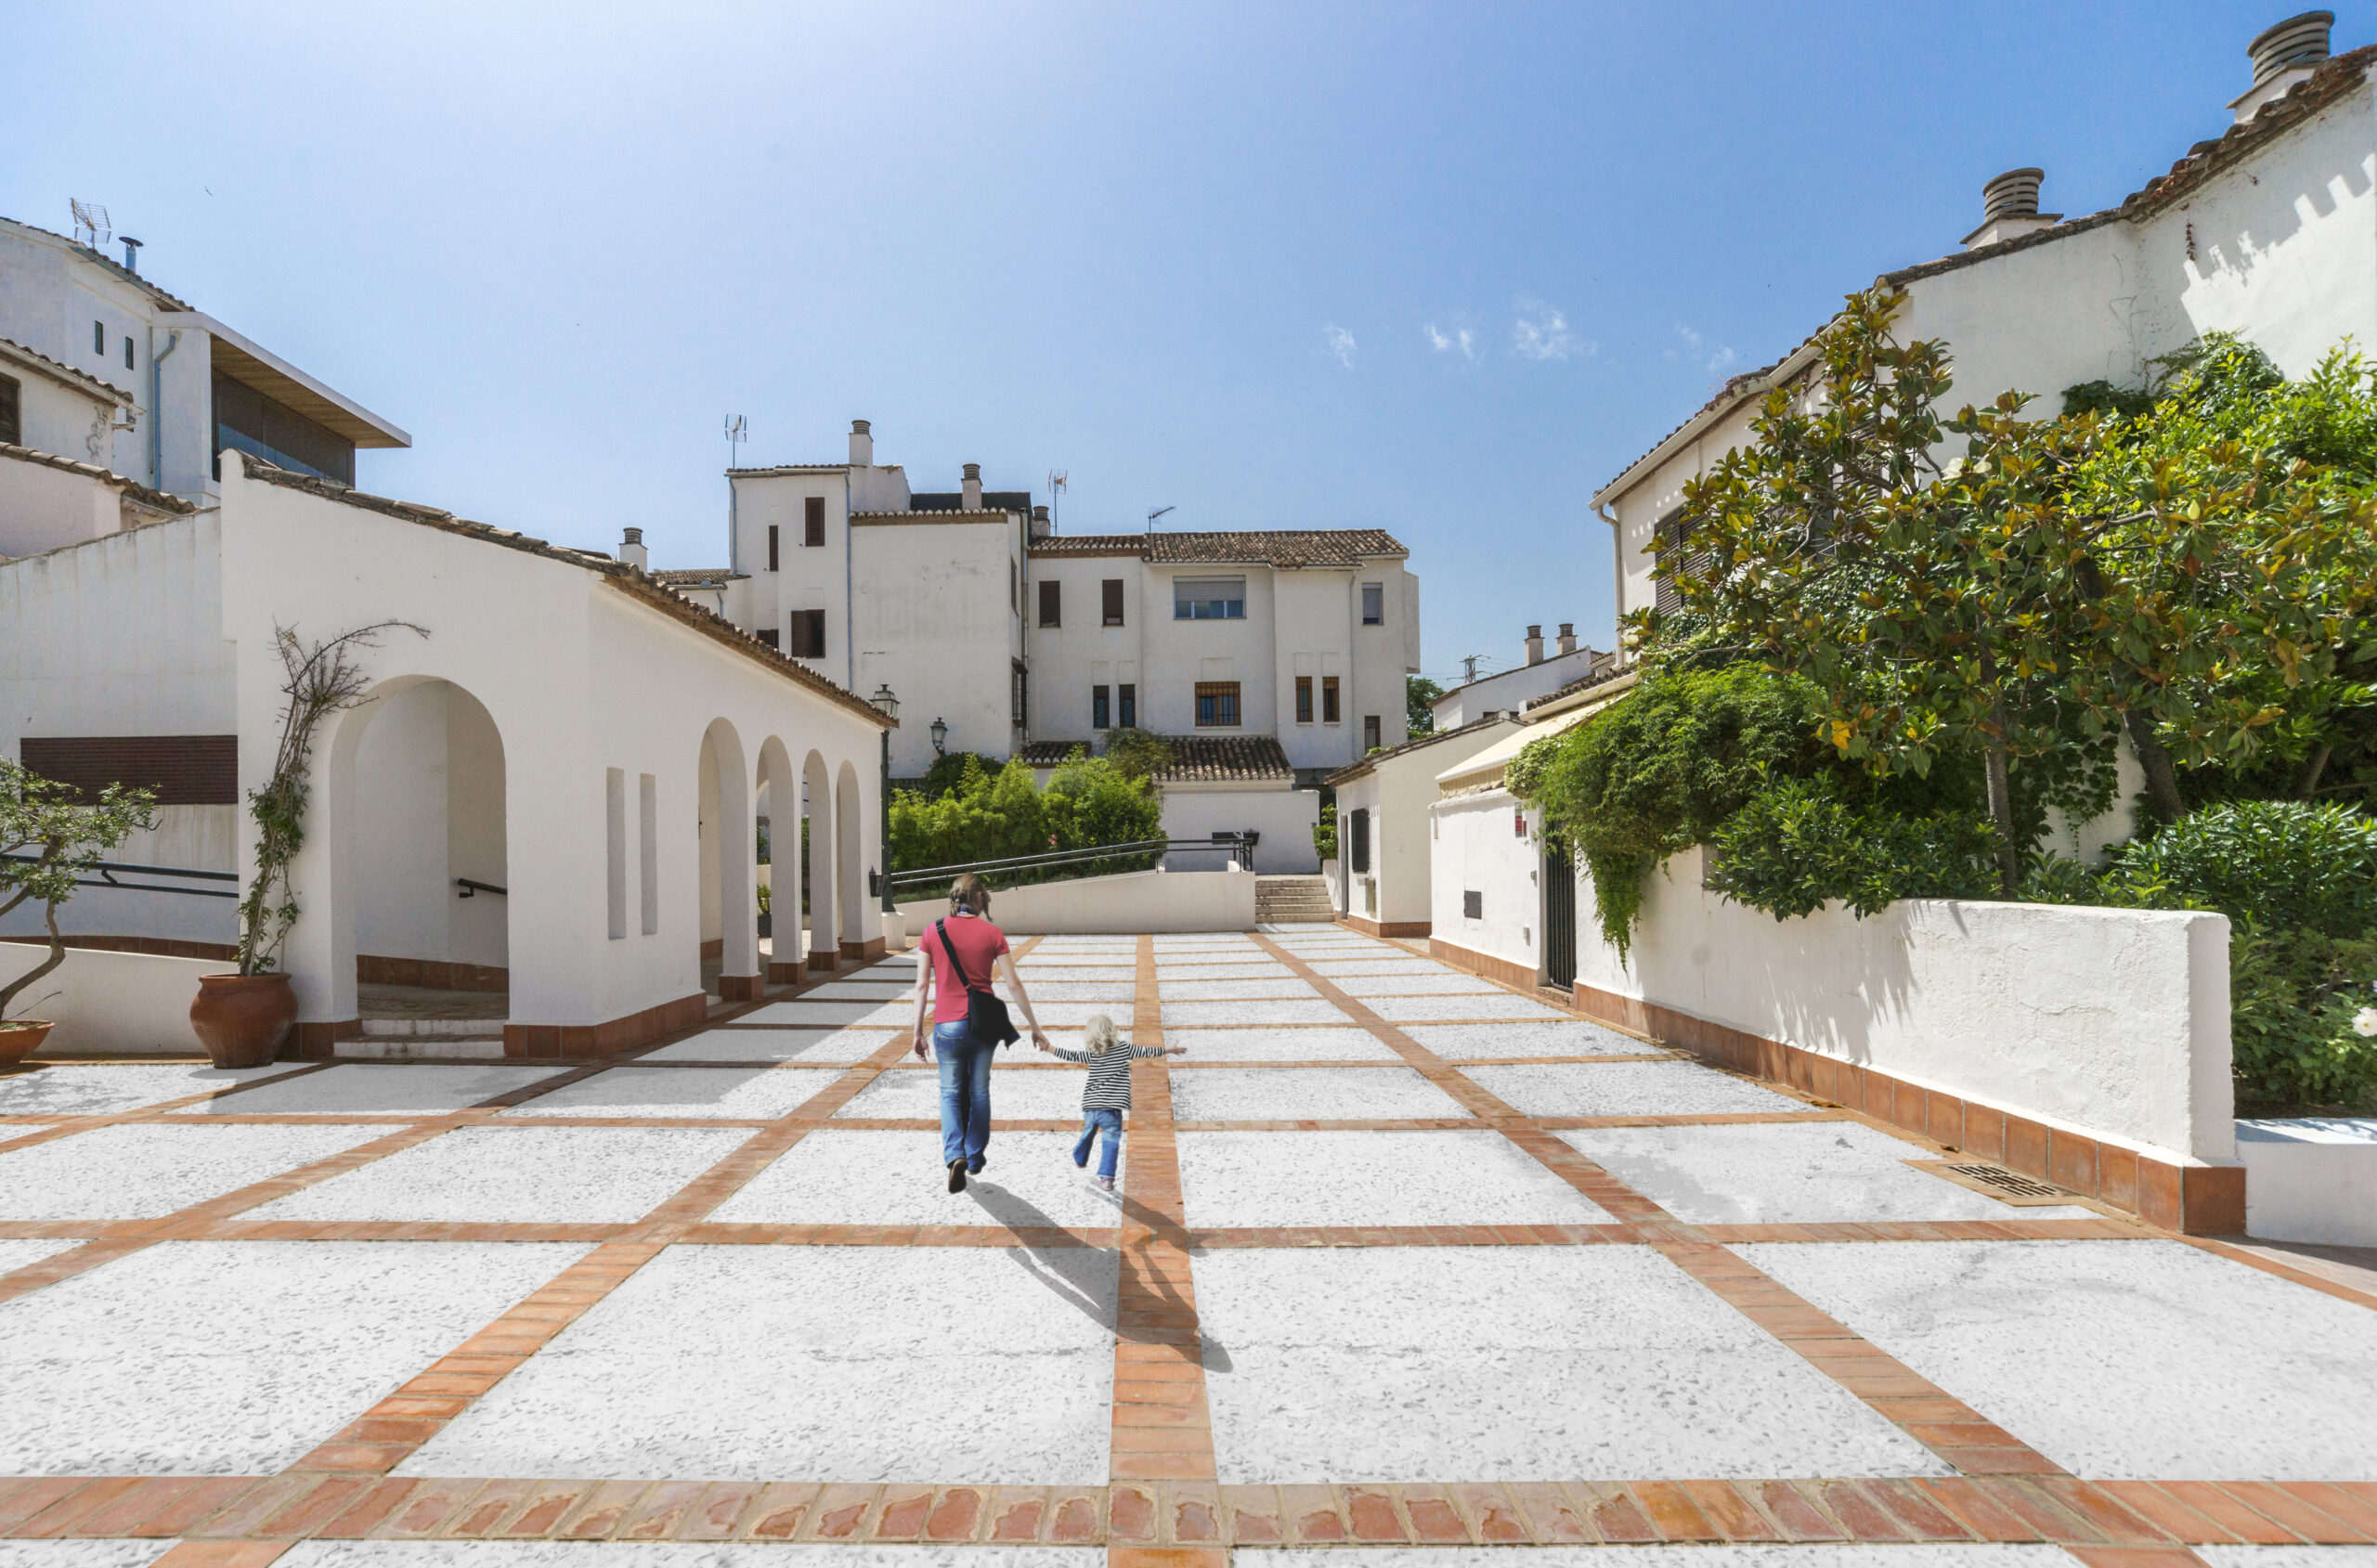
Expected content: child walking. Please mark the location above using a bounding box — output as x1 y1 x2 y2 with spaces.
1042 1014 1185 1191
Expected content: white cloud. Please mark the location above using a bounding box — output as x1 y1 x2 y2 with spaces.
1513 299 1590 362
1424 322 1480 362
1669 323 1738 377
1323 324 1357 369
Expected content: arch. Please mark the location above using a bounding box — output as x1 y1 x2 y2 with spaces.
698 718 758 996
800 747 837 972
836 758 864 962
754 734 799 983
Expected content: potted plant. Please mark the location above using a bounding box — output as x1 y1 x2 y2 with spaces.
1 760 159 1066
756 880 772 939
194 622 421 1068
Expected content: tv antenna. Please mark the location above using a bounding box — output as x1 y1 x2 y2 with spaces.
71 200 110 249
723 414 748 572
1461 653 1488 682
1146 504 1174 537
1047 469 1067 532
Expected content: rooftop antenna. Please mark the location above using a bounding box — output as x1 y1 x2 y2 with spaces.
71 200 110 249
1461 653 1487 683
1047 469 1068 532
1146 504 1174 538
723 413 748 572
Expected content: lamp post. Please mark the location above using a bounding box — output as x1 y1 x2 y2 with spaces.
871 683 899 914
929 717 948 756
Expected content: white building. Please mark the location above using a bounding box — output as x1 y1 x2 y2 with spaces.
0 214 409 501
1326 712 1522 936
1598 14 2377 625
1430 622 1611 730
2 454 892 1055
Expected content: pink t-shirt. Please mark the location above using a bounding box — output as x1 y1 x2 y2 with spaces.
925 913 1010 1024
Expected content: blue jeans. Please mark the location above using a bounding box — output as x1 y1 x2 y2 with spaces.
934 1022 995 1168
1073 1107 1123 1180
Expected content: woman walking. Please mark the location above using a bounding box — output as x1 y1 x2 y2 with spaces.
908 874 1049 1192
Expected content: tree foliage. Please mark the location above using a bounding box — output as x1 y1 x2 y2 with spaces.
1099 728 1175 783
888 752 1163 895
0 762 157 1021
1407 675 1444 736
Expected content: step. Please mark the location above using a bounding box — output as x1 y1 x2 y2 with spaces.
360 1016 509 1038
333 1036 509 1061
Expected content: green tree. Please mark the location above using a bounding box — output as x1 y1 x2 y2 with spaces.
0 762 158 1021
888 752 1163 895
1407 675 1444 736
1100 727 1175 782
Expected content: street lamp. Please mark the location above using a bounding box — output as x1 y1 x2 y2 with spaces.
929 717 948 755
870 684 898 914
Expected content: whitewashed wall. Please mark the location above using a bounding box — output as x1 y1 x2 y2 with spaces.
896 864 1253 935
1430 787 1543 968
851 516 1021 776
1160 784 1320 874
0 944 232 1055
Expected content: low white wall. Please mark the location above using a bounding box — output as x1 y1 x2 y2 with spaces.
897 865 1255 935
0 943 234 1056
1573 847 2235 1165
1161 787 1321 874
1431 787 1542 972
2237 1120 2377 1246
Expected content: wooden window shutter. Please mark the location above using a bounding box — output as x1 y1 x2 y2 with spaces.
1102 578 1124 626
1039 578 1061 628
803 496 825 547
18 735 239 805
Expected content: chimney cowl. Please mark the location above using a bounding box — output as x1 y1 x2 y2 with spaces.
1029 503 1052 540
1963 168 2060 250
619 526 647 571
961 463 982 509
1556 622 1577 656
1524 625 1545 666
2232 11 2332 121
849 419 873 466
120 237 142 273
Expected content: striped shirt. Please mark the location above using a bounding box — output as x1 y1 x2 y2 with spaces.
1051 1044 1168 1110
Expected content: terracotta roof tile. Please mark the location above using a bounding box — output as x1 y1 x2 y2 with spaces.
0 335 137 408
1016 734 1293 783
1031 529 1407 566
650 567 736 586
0 442 196 516
1325 712 1519 786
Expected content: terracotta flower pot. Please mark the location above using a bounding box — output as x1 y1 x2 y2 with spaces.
190 973 297 1069
0 1020 54 1068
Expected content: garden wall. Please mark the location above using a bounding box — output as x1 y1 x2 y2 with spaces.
896 865 1256 936
0 942 232 1056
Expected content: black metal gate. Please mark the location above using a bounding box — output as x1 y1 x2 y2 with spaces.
1542 843 1577 990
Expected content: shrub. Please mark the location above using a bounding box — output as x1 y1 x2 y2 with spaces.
888 753 1162 897
1313 814 1338 862
2109 800 2377 938
2229 924 2377 1115
1101 728 1175 782
1706 779 2001 919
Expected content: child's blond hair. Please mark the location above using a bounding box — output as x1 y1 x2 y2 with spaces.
1085 1014 1123 1054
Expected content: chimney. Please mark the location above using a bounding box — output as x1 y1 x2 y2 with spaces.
1962 167 2059 250
2232 10 2332 122
120 237 142 273
1030 502 1052 540
849 419 873 466
1524 625 1544 666
1556 622 1577 657
619 526 647 570
962 462 982 510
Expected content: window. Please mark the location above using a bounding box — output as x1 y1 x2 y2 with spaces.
1102 578 1124 626
0 373 19 446
1039 579 1062 628
1348 809 1370 874
756 627 780 649
1361 581 1383 624
1364 715 1381 751
1463 889 1483 920
1010 560 1017 612
1012 664 1029 727
1194 681 1240 728
1118 683 1137 728
803 495 825 547
790 609 826 658
1322 676 1340 724
1652 507 1716 614
605 769 628 940
18 734 238 804
212 369 355 484
1295 676 1314 724
1174 577 1245 619
93 320 105 354
767 525 780 572
639 773 659 934
123 336 135 371
1093 685 1111 730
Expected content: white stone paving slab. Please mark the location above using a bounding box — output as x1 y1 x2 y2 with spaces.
1164 1028 1404 1063
834 1067 1092 1122
1153 964 1299 981
0 1239 584 1475
0 1062 312 1118
1011 966 1137 982
398 1245 1118 1484
1161 999 1351 1028
1565 1121 2096 1224
1001 983 1138 1003
280 1546 1104 1568
2199 1552 2377 1568
500 1066 841 1120
1251 1552 2068 1568
1179 1130 1614 1228
1739 1238 2377 1480
642 1026 899 1064
712 1130 1124 1226
1010 1002 1135 1028
1305 959 1459 977
0 1122 403 1221
1192 1246 1950 1481
1157 978 1321 1002
1170 1066 1470 1121
0 1541 176 1566
244 1126 750 1224
0 1238 82 1275
802 980 914 999
1329 973 1502 997
1405 1020 1654 1058
173 1064 568 1116
739 999 915 1027
1471 1061 1804 1118
1361 992 1570 1021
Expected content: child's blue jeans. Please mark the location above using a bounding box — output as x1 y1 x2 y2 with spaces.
1073 1108 1123 1180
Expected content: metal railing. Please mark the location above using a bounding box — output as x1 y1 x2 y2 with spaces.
456 878 508 898
887 835 1253 893
0 854 239 899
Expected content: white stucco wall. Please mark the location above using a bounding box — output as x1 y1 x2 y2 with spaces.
896 864 1254 935
351 682 509 969
1429 787 1544 969
0 944 233 1055
1432 645 1601 729
1159 784 1320 874
1339 718 1520 927
0 364 118 469
851 516 1023 777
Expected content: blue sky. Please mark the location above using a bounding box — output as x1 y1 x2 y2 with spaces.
3 2 2352 684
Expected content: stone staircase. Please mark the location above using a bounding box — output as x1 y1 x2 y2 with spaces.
1256 875 1338 925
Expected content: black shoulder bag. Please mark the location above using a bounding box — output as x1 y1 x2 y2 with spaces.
936 918 1020 1047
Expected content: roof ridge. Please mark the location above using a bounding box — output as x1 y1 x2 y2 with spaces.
0 334 137 407
0 441 196 514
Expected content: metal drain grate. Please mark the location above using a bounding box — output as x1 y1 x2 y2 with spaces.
1906 1159 2081 1206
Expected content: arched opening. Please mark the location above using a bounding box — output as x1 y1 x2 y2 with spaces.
836 758 864 962
698 719 757 997
348 678 510 1042
800 749 836 971
755 735 797 982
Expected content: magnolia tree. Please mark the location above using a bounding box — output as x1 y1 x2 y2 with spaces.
1643 287 2377 892
0 762 157 1022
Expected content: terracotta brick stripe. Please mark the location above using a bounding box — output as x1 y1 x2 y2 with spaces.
2178 1237 2377 1315
0 1063 339 1155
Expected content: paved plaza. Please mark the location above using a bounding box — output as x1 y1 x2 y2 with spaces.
2 928 2376 1568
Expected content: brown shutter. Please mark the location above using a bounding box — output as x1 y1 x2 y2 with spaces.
803 496 826 547
18 735 239 805
767 525 780 572
1038 578 1061 628
1102 578 1124 626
